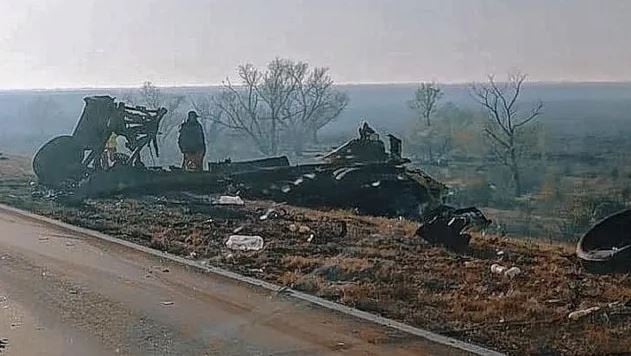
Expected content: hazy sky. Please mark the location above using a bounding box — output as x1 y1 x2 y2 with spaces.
1 0 630 89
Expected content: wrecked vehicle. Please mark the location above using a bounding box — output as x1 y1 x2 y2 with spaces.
416 206 491 251
33 96 489 248
33 96 167 186
577 208 631 273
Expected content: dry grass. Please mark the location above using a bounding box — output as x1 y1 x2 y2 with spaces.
282 255 321 270
0 154 32 177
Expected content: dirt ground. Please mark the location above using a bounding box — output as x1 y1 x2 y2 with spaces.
2 154 631 355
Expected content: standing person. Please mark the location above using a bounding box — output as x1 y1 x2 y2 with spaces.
178 110 206 171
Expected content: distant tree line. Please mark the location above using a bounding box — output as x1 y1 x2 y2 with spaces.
408 71 544 197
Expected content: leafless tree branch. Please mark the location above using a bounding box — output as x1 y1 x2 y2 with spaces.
470 72 544 196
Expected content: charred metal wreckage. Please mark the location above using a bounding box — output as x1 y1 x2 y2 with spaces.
34 96 490 249
33 96 167 186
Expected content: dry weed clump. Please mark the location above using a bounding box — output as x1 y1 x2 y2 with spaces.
281 255 321 271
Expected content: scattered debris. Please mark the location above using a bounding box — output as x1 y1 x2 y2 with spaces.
505 266 521 278
259 208 277 220
151 266 169 273
491 263 507 274
491 264 521 278
226 235 264 251
332 341 347 351
568 306 601 321
298 225 311 234
216 195 245 206
288 224 298 232
417 206 491 251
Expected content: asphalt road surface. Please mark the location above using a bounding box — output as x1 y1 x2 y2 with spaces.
0 205 476 355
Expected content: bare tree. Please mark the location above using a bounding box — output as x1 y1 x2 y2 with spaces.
408 82 443 127
283 66 349 154
408 82 443 162
470 72 543 196
139 81 163 109
204 58 348 156
139 81 185 114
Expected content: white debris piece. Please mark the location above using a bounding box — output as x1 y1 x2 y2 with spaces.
259 208 276 220
568 306 601 320
216 195 244 205
226 235 264 251
504 266 521 278
491 264 522 278
490 264 507 274
298 225 311 234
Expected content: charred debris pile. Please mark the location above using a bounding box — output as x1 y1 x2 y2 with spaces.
32 96 631 272
33 96 491 250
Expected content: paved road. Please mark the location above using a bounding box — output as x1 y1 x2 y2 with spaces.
0 206 473 355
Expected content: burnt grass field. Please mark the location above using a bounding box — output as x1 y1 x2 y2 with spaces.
2 154 631 355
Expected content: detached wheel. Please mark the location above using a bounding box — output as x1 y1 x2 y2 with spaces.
33 135 83 186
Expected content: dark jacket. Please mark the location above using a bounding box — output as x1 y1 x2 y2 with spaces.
178 118 206 153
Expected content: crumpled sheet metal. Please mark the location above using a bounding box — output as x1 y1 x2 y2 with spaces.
416 206 491 251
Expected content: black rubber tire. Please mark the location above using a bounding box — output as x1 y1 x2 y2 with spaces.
33 135 83 186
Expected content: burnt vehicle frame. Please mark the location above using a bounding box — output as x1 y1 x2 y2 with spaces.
34 96 490 248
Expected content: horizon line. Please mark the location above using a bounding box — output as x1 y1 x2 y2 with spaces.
2 79 631 92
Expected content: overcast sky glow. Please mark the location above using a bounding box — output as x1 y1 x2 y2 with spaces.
0 0 629 89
